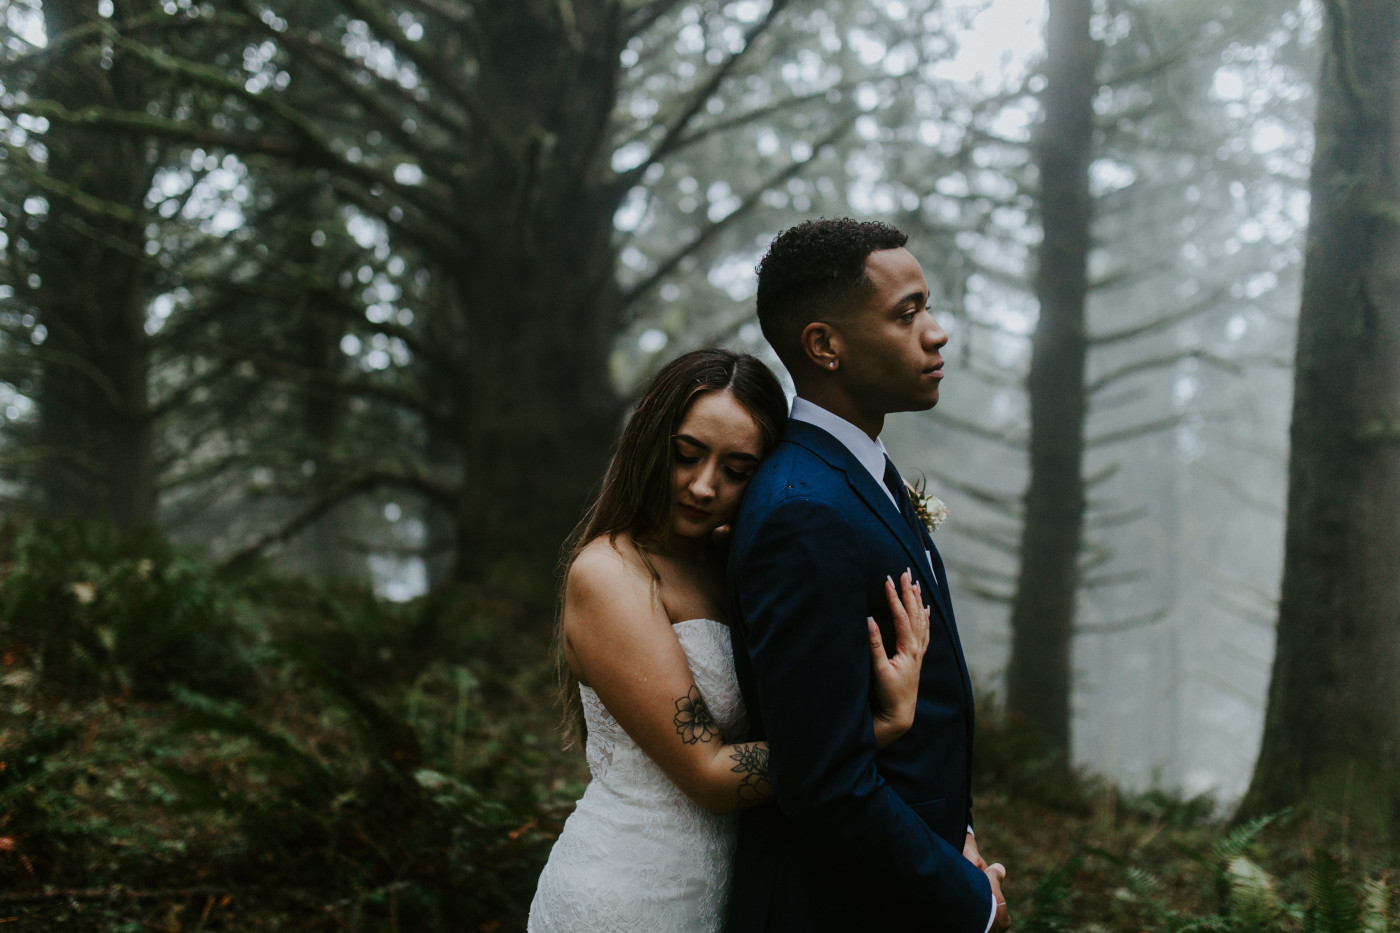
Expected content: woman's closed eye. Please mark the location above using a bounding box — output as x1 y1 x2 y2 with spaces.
677 456 750 481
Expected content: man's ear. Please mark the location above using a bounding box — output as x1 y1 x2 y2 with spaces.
800 321 842 371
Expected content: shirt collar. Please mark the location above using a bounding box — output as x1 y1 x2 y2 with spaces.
789 397 891 498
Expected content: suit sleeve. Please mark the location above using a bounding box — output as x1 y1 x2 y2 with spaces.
736 496 992 932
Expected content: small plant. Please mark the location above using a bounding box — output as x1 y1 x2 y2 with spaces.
1105 812 1397 933
0 521 253 698
1019 855 1083 933
1305 851 1396 933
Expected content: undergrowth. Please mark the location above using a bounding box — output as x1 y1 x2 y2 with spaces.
1 520 1394 931
0 520 578 930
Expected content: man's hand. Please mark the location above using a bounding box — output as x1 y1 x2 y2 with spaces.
963 832 987 870
985 863 1010 933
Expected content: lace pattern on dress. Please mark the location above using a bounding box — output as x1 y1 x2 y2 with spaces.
528 619 748 933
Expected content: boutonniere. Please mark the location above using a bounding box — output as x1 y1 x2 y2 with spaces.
905 478 949 533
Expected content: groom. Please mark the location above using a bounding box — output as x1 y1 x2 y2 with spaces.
727 219 1010 932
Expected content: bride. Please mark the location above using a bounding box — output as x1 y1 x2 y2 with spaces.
528 348 932 932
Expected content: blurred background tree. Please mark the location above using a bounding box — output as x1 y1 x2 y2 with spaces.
5 0 965 589
0 0 1394 833
1240 0 1400 836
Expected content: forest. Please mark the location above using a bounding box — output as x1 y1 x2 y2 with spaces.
0 0 1397 929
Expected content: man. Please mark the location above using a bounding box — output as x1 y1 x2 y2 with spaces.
727 218 1010 932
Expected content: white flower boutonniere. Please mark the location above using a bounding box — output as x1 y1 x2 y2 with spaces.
905 479 949 533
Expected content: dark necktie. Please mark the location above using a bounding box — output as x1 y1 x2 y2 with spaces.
882 456 923 538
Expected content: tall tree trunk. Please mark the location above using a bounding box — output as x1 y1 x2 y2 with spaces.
442 2 627 589
284 184 368 587
448 216 623 590
29 0 158 536
1240 0 1400 834
1005 0 1101 757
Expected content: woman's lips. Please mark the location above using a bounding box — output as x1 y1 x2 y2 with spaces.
679 504 710 520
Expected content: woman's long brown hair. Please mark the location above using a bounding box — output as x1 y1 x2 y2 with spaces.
553 348 787 748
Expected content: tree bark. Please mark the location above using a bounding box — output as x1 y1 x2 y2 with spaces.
28 0 158 536
432 2 628 588
1240 0 1400 834
446 203 623 588
1005 0 1101 757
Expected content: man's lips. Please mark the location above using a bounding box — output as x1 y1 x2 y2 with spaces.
923 363 944 379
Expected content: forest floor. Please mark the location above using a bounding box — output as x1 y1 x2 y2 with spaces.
1 537 1395 931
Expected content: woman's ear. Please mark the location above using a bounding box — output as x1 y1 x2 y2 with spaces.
800 321 841 371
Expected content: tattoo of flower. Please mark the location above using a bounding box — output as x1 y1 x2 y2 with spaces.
730 743 772 804
673 685 719 744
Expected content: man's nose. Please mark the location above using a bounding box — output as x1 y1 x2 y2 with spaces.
923 316 949 350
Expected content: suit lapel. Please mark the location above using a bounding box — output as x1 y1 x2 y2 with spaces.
784 420 952 636
783 418 975 748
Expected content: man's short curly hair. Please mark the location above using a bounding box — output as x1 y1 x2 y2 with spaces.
755 217 908 370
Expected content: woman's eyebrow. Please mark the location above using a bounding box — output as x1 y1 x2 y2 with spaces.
674 434 759 463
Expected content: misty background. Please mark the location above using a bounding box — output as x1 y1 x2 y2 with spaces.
4 0 1396 859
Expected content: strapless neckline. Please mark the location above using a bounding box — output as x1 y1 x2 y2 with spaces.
672 617 727 630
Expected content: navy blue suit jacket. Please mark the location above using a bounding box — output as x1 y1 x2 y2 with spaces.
726 418 991 932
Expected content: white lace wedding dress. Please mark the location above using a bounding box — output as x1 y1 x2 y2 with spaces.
528 618 749 932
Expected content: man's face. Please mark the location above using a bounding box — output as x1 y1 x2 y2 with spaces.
834 247 947 420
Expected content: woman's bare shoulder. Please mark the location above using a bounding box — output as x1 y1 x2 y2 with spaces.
568 534 652 604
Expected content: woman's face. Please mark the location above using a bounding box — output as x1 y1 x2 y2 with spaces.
670 389 765 540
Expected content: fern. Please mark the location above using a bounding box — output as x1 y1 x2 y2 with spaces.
1214 813 1281 863
1308 851 1363 933
1360 879 1393 933
1019 855 1082 933
1225 855 1283 933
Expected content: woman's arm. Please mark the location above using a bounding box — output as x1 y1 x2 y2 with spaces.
563 539 771 815
563 541 928 815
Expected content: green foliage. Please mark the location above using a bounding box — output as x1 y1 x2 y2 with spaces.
158 642 558 927
1125 787 1223 830
1097 811 1397 933
1307 851 1364 933
0 520 254 698
1019 855 1083 933
13 521 1395 931
0 719 83 887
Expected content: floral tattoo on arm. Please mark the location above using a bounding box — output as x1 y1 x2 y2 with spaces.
730 743 772 805
674 685 720 744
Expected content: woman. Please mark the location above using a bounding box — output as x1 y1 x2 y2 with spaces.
528 349 931 932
